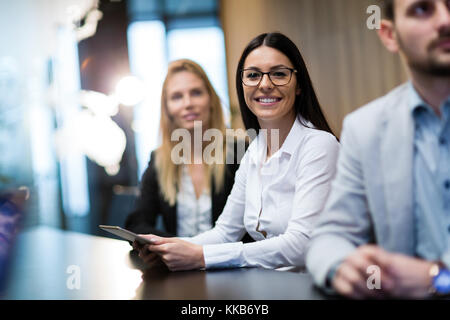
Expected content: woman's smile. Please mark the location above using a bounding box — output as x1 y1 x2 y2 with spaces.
254 96 283 107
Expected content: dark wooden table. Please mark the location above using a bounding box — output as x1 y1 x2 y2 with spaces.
1 226 328 300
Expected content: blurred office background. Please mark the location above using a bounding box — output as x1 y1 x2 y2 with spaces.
0 0 407 236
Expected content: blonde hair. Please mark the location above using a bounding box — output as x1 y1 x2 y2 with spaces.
155 59 227 206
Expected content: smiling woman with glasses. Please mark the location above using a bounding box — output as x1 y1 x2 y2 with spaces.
134 32 340 273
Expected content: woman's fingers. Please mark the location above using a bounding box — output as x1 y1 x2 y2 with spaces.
138 234 165 245
132 240 143 251
143 252 159 264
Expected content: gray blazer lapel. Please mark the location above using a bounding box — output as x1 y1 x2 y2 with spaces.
380 88 415 254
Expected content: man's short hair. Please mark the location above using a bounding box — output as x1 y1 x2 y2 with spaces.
382 0 394 20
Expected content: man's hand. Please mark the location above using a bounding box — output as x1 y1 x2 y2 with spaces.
372 250 434 299
137 235 205 272
332 245 388 299
332 245 434 299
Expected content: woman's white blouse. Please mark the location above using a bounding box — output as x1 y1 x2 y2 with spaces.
176 166 212 237
188 117 340 270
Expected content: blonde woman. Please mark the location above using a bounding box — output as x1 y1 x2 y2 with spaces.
125 59 247 239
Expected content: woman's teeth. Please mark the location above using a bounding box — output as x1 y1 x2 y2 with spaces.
258 98 279 103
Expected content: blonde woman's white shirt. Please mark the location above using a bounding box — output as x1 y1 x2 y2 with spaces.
187 117 340 271
176 166 213 238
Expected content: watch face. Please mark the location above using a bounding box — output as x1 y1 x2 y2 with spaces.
434 269 450 294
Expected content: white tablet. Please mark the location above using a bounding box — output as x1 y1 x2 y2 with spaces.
99 225 154 245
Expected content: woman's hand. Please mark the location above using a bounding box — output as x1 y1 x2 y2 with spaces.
133 239 164 268
136 235 205 272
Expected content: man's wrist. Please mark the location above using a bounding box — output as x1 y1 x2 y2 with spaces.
428 261 450 297
326 262 341 290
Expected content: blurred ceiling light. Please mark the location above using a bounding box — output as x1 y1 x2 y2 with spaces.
64 1 103 42
55 110 126 176
105 163 121 176
75 9 103 42
114 76 145 106
80 90 119 117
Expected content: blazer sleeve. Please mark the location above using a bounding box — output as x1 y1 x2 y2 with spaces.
124 152 173 237
306 115 374 289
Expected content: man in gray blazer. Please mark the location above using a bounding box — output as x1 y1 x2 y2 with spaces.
306 0 450 299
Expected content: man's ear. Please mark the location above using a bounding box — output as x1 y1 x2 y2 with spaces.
377 19 399 53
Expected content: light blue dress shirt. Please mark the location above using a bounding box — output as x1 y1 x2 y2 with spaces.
409 83 450 266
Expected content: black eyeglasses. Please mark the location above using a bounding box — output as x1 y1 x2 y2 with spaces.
241 67 297 87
